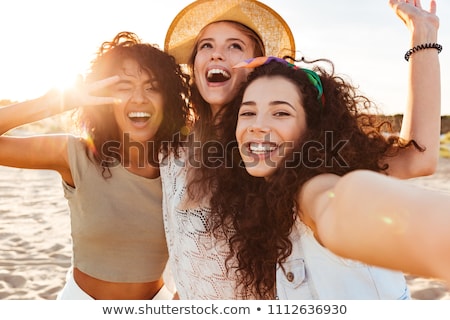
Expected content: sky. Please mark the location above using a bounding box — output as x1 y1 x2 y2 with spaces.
1 0 449 115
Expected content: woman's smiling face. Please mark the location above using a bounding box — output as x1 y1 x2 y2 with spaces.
236 75 307 178
110 59 164 143
193 21 257 114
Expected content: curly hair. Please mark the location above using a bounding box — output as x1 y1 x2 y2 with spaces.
209 59 423 299
75 31 191 173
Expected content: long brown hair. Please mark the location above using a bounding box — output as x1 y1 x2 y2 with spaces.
185 21 264 200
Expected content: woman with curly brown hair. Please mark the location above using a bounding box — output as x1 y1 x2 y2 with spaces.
0 31 191 299
161 0 441 299
212 54 448 299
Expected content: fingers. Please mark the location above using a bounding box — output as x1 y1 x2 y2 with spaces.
82 75 122 106
61 75 121 109
389 0 438 16
415 0 422 9
390 0 421 9
92 96 121 106
91 75 121 105
388 0 398 8
87 75 120 93
430 0 437 14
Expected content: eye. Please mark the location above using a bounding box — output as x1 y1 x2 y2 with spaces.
198 41 213 50
239 108 256 117
229 42 243 51
273 111 291 117
145 81 160 93
116 85 132 92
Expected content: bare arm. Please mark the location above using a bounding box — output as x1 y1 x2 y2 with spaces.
300 171 450 283
0 77 119 181
0 94 74 178
384 0 441 178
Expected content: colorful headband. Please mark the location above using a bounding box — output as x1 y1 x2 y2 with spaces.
233 56 325 105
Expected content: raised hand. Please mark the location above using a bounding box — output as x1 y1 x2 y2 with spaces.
45 75 121 112
389 0 439 31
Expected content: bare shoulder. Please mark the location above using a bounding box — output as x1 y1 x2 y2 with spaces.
299 174 341 203
297 174 341 230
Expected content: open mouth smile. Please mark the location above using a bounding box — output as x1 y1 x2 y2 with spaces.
206 68 231 83
127 111 152 123
248 142 278 155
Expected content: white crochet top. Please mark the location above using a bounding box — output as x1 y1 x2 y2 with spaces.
160 150 254 299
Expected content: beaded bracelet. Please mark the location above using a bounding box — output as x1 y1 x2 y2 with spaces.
404 43 442 61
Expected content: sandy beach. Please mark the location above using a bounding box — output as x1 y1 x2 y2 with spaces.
0 158 449 300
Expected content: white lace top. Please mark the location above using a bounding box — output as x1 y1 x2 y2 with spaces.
159 150 254 299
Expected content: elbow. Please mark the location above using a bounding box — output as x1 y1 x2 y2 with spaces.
390 150 439 179
411 143 440 176
416 162 437 177
405 155 438 178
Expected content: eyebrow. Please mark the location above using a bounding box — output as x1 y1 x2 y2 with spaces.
115 78 157 85
227 37 246 44
199 37 246 44
241 100 296 111
115 80 132 85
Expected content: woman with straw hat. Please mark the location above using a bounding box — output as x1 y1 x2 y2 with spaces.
161 0 441 299
162 0 296 299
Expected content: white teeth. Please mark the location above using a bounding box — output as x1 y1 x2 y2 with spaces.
249 143 277 154
128 112 151 118
207 69 230 79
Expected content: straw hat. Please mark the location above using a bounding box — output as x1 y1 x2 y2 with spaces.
165 0 296 64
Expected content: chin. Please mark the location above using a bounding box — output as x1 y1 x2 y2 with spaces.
244 166 275 180
205 96 230 107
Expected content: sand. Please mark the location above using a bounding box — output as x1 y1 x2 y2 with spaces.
0 159 449 300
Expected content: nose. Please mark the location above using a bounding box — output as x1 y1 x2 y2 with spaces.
247 115 270 134
131 87 149 104
211 50 225 61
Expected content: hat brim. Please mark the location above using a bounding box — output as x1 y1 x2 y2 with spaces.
165 0 295 64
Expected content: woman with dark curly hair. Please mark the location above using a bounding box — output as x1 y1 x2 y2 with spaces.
211 54 448 299
0 32 191 299
161 0 441 299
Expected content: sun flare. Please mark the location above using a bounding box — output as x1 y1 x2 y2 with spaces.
52 75 80 93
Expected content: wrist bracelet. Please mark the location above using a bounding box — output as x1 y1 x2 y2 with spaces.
404 43 442 61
